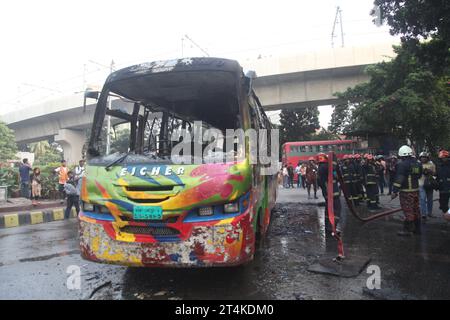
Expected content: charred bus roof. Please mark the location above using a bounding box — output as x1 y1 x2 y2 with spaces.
100 57 246 114
106 57 243 85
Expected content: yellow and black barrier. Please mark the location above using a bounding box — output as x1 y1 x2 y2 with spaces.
0 208 78 229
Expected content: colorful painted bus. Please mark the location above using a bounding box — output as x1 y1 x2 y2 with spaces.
79 57 278 267
282 140 358 168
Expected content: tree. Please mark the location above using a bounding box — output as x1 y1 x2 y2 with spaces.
374 0 450 77
374 0 450 46
310 128 341 141
0 121 18 162
279 107 320 144
328 103 354 135
110 128 130 154
30 141 63 165
330 42 450 153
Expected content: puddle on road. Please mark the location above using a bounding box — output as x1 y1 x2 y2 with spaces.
112 203 341 300
82 201 450 300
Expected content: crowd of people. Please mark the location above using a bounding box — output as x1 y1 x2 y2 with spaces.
17 159 86 219
280 146 450 236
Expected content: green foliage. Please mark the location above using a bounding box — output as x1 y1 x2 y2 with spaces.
30 141 63 165
0 163 67 199
375 0 450 47
330 41 450 153
0 121 18 162
279 107 320 144
309 129 341 141
37 165 59 199
110 128 130 154
0 166 19 195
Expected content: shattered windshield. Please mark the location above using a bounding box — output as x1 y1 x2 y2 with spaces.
88 69 243 165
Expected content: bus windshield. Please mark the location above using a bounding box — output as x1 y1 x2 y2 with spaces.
87 61 243 165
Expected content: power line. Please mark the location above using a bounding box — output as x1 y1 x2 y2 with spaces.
183 34 210 57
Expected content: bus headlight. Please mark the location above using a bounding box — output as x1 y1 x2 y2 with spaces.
82 201 94 212
224 202 239 213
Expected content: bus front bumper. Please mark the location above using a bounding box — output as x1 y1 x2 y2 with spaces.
78 211 255 267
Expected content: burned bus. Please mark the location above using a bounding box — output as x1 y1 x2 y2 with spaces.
79 57 278 267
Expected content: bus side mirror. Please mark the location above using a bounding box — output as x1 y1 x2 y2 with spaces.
83 88 100 112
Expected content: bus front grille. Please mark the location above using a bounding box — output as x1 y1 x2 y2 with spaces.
120 226 180 236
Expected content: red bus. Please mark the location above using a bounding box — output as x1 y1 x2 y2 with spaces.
281 140 359 168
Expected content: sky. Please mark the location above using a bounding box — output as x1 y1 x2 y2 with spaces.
0 0 399 126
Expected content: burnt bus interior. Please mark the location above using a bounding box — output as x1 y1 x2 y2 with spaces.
88 70 249 163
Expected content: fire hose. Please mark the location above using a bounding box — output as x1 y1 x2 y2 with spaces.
326 151 439 260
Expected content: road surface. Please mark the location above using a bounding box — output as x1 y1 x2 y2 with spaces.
1 187 449 300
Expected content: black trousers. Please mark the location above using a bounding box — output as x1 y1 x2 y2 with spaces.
366 184 378 207
65 195 80 219
439 192 450 213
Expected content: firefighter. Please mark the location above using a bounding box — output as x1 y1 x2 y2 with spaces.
352 154 364 206
392 145 423 236
317 153 343 234
341 155 355 204
436 150 450 219
363 154 381 210
305 157 318 199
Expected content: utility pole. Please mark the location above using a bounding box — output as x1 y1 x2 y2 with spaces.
331 6 344 48
105 60 115 155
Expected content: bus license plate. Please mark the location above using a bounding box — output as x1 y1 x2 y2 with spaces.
133 206 163 220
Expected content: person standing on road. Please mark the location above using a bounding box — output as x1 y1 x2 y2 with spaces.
392 145 423 236
305 157 318 199
352 154 364 206
18 159 32 198
287 165 294 188
436 150 450 218
74 159 85 183
363 154 381 211
300 162 307 189
317 153 343 234
295 162 302 188
341 155 356 204
282 165 289 188
387 156 398 195
64 171 80 219
54 160 68 204
376 155 386 195
30 167 42 206
418 152 436 219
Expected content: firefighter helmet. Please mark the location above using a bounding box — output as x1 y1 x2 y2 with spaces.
308 156 315 161
317 153 328 163
398 145 413 157
439 150 449 158
419 151 429 158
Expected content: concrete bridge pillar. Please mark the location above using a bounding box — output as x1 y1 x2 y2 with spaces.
55 129 86 165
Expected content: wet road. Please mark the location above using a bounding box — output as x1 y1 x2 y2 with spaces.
1 188 450 300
